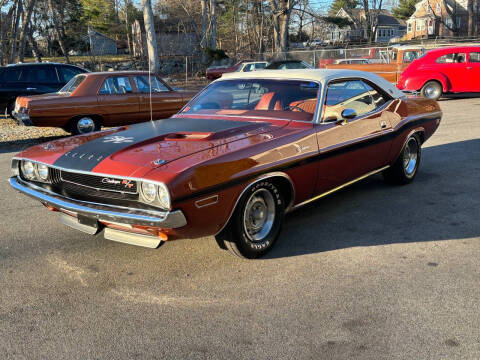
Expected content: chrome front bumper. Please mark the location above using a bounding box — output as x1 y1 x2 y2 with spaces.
11 111 33 126
9 177 187 229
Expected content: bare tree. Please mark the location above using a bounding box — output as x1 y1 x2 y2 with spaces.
210 0 216 49
17 0 36 62
47 0 69 62
142 0 160 73
270 0 296 54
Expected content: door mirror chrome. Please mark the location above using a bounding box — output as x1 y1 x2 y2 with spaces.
341 108 357 120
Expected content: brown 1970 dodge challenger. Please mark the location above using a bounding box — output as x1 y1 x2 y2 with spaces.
9 70 441 258
12 71 196 134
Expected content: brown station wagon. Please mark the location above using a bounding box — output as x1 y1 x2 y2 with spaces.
12 71 196 134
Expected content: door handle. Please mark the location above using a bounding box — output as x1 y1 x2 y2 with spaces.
26 87 37 90
467 66 473 70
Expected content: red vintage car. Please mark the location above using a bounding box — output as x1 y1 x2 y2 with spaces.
9 70 442 258
397 46 480 100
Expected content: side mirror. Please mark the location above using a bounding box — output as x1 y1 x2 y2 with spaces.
341 108 357 120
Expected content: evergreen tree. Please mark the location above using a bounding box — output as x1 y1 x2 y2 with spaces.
392 0 418 20
328 0 358 16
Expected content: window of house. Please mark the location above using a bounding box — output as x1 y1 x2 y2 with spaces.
99 76 133 94
456 17 461 27
469 52 480 62
408 23 412 32
427 5 431 14
416 21 421 31
446 17 453 27
436 3 441 13
421 20 426 30
322 80 389 121
436 52 467 63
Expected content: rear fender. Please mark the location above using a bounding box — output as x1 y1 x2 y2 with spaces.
404 72 449 92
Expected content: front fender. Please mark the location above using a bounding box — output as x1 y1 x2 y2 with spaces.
404 71 449 92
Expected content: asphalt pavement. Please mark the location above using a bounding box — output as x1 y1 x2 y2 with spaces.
0 98 479 359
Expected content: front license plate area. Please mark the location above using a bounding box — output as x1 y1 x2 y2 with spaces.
77 214 99 228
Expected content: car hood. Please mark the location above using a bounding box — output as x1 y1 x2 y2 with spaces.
17 117 287 175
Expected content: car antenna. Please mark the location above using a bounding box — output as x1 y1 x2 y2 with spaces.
148 55 154 124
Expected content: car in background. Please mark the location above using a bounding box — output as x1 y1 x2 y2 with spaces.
206 60 252 80
265 60 313 70
397 46 480 100
235 61 268 72
319 45 425 83
334 59 371 65
0 62 88 115
13 71 195 134
10 69 441 258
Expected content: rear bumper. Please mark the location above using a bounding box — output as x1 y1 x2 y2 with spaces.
9 176 187 229
12 111 33 126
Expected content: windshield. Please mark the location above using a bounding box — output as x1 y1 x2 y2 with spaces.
181 79 320 122
59 74 86 94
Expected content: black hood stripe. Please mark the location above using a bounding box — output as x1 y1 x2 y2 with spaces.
53 118 255 172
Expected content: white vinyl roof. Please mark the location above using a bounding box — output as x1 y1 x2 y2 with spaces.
219 69 405 98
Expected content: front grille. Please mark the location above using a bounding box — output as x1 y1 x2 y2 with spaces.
62 182 138 201
59 170 138 194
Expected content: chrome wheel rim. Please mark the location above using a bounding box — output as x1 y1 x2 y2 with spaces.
243 189 276 242
77 117 95 134
403 138 419 176
424 84 440 99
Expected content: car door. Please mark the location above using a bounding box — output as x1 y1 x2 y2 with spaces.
134 75 184 120
435 51 468 91
466 51 480 92
315 79 394 194
97 75 140 126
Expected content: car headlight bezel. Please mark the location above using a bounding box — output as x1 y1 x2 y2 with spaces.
19 160 51 183
139 180 171 210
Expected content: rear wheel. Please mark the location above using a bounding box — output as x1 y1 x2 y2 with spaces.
69 116 100 135
420 81 442 100
215 180 285 259
383 134 421 185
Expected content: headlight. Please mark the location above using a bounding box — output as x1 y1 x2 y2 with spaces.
157 183 170 209
20 160 51 183
22 161 35 179
140 181 171 209
141 182 157 203
37 164 49 181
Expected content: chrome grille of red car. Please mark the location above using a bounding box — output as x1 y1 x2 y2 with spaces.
59 170 138 194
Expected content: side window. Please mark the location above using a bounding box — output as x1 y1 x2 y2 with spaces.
58 66 83 83
243 64 254 72
99 76 133 95
20 67 58 83
436 52 467 63
255 63 267 70
1 68 22 82
323 80 383 121
134 75 169 93
469 52 480 62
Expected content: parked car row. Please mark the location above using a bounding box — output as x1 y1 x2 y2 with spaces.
206 59 312 80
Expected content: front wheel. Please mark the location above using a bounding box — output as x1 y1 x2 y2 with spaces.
215 180 285 259
383 134 421 185
420 81 442 100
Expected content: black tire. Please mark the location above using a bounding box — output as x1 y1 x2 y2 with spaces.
6 101 15 116
420 81 442 100
215 180 285 259
69 116 101 135
383 133 421 185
